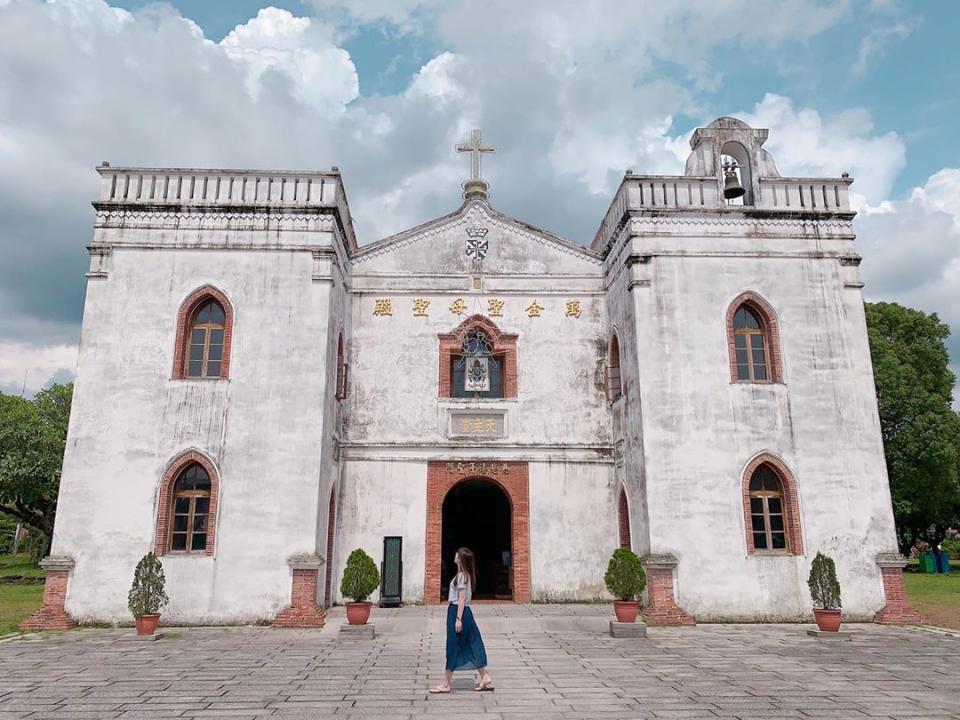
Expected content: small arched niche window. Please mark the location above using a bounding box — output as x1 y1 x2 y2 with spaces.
335 332 348 400
606 334 622 402
451 330 504 399
169 463 211 553
173 286 233 380
748 465 788 552
617 487 631 549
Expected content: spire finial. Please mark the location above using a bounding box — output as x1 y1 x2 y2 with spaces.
456 129 496 200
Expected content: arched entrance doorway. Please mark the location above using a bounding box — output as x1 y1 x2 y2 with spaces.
441 478 513 600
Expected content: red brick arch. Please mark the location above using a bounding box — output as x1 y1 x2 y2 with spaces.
154 449 221 557
438 314 518 398
726 291 783 384
172 285 234 380
425 461 530 603
741 452 803 556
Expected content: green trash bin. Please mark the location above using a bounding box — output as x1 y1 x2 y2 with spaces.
919 552 937 573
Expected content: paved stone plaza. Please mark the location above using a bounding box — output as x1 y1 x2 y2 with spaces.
0 604 957 720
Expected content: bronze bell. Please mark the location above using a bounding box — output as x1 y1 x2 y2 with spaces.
723 163 745 199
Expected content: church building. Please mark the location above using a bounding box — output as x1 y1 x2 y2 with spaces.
23 118 923 630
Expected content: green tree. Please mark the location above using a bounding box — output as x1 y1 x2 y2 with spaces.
865 302 960 554
0 384 73 553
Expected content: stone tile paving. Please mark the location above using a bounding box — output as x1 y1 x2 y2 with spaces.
0 603 957 719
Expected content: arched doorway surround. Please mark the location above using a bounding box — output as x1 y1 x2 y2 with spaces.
425 461 530 603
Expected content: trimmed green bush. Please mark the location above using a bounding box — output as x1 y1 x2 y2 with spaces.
604 548 646 601
807 552 841 610
340 548 380 602
127 552 169 617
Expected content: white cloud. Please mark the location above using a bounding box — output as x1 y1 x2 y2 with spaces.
0 0 954 397
853 19 918 77
0 342 77 396
858 168 960 403
738 94 906 206
220 7 358 113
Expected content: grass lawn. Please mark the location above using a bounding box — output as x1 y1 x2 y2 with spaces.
904 563 960 631
0 553 45 578
0 585 43 635
0 554 44 634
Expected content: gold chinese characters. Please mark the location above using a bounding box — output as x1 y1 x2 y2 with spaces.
457 417 498 434
371 297 585 318
445 461 510 475
412 298 430 316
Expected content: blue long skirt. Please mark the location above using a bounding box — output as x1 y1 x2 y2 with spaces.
445 603 488 671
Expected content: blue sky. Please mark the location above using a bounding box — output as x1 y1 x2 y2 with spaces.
0 0 959 397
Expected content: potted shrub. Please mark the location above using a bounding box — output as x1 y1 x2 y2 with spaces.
604 548 647 623
340 548 380 625
807 551 842 631
128 552 169 635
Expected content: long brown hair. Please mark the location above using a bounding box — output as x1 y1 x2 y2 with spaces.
456 547 477 591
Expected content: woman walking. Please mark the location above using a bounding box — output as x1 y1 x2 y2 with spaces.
430 547 494 693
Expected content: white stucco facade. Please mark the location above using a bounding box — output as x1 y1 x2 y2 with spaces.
49 118 901 624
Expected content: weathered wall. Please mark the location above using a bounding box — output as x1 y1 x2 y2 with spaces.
623 217 897 621
528 461 616 601
54 234 339 623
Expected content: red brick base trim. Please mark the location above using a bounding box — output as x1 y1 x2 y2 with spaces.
642 555 695 626
873 556 925 625
425 461 531 604
20 557 75 631
273 557 326 628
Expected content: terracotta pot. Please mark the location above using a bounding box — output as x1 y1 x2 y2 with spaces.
813 608 842 632
345 602 372 625
135 614 161 635
613 600 639 624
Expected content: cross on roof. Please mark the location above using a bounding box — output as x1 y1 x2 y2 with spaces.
456 129 496 182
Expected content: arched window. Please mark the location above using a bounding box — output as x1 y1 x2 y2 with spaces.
741 454 802 556
169 463 211 553
748 465 786 551
438 315 518 399
607 334 622 402
733 305 769 381
618 487 631 549
450 329 504 399
726 293 782 384
185 301 226 378
172 286 234 380
335 332 348 400
154 450 220 557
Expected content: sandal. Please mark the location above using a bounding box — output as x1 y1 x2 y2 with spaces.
429 686 451 694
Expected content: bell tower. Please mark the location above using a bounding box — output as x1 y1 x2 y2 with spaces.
683 117 783 207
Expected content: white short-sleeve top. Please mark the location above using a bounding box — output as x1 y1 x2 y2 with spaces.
448 572 473 605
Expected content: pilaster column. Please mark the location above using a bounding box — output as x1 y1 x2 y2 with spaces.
642 553 695 626
273 554 327 628
873 552 925 625
20 556 76 631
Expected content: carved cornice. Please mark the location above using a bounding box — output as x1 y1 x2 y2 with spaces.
628 216 855 231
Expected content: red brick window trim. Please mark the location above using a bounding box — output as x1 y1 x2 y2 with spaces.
726 292 783 384
172 285 234 380
154 450 220 557
438 314 518 398
742 453 803 556
607 333 622 402
617 487 631 549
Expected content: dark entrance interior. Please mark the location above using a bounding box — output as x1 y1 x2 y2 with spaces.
441 478 512 600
